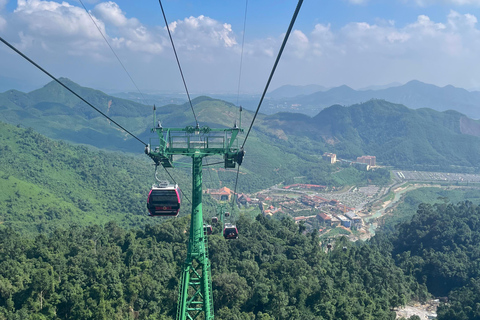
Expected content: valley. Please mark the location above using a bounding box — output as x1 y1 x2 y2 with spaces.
226 168 480 242
2 0 480 317
3 79 480 319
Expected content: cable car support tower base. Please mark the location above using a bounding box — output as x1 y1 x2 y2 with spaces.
146 121 244 320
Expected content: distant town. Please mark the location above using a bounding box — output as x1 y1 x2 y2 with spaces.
206 153 480 241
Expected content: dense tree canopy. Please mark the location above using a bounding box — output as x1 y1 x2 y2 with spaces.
374 200 480 320
0 215 425 320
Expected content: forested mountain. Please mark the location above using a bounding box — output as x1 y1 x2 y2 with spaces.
0 120 391 235
262 99 480 171
3 79 480 319
0 120 194 234
0 78 151 152
375 201 480 320
2 80 480 201
0 214 426 320
4 80 480 175
266 80 480 118
0 80 394 192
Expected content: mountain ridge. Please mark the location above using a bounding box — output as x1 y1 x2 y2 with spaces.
261 80 480 119
3 80 480 173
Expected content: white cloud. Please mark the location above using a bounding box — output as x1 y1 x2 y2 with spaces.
0 1 247 93
447 10 477 30
407 15 446 35
0 0 6 30
286 30 309 59
13 0 105 50
168 15 237 51
282 10 480 89
3 1 480 93
93 1 128 27
310 23 335 56
9 0 163 56
93 2 163 54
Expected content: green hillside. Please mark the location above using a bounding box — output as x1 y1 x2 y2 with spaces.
262 99 480 172
0 80 388 193
0 78 151 151
4 81 480 175
3 80 480 319
0 121 196 234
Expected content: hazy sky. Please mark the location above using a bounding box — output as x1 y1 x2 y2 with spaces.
1 0 480 94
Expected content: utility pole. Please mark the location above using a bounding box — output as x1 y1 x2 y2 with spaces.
146 123 244 320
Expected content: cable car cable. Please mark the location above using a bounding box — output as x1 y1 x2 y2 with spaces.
230 0 303 210
203 157 220 223
235 0 248 107
0 36 147 147
157 0 199 127
231 165 241 210
241 0 303 149
203 158 216 189
78 0 148 105
203 161 225 167
162 166 192 205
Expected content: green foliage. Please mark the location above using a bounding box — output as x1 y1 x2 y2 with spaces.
383 201 480 298
0 121 194 235
6 80 480 318
265 99 480 172
0 222 184 319
0 215 423 319
207 215 421 319
383 187 480 231
437 278 480 320
331 167 390 187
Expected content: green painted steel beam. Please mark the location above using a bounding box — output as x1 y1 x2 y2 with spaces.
146 124 244 320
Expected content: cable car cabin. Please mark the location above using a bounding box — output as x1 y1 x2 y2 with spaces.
223 223 238 240
205 225 213 235
147 183 181 217
224 212 230 217
212 217 218 224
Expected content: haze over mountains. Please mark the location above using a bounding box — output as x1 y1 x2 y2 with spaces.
2 79 480 175
108 80 480 120
263 80 480 119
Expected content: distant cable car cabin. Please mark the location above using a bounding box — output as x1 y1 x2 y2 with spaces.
147 181 181 217
224 212 230 217
205 225 213 235
212 217 218 224
223 223 238 240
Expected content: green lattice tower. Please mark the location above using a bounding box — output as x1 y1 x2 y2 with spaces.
146 123 243 320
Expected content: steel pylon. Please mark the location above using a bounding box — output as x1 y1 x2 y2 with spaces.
146 120 244 320
176 155 214 320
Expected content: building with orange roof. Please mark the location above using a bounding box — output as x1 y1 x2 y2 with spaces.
207 187 232 201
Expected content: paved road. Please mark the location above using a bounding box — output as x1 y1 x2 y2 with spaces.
394 170 480 183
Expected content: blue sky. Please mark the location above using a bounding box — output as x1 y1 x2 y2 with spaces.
1 0 480 94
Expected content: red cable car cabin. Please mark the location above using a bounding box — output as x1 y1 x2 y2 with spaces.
147 183 181 217
223 223 238 239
